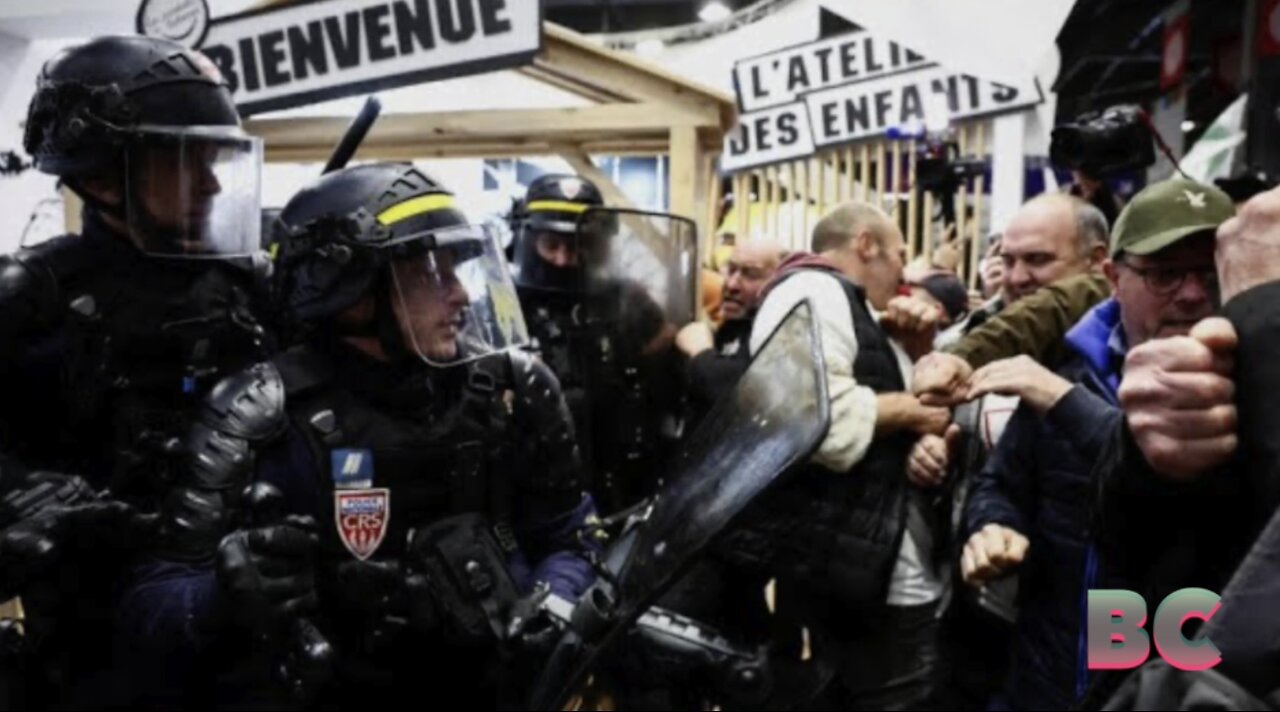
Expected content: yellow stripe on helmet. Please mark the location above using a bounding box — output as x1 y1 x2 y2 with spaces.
527 200 589 214
376 194 457 225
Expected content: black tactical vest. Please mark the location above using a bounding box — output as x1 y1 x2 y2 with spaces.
0 226 271 496
518 285 680 514
724 270 913 612
275 344 520 561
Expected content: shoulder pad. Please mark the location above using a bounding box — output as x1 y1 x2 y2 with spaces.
505 349 560 396
272 344 334 398
0 235 100 319
467 351 517 392
199 361 286 441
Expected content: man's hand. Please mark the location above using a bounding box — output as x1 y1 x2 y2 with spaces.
1217 185 1280 303
966 355 1073 413
882 295 943 361
960 523 1029 587
675 321 715 358
1118 317 1238 480
906 424 962 488
914 352 974 407
980 241 1005 300
216 515 319 628
876 392 951 437
882 294 943 335
0 498 158 597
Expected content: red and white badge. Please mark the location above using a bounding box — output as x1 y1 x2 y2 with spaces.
334 488 390 561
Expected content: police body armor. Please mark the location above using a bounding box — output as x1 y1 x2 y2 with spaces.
275 344 562 647
1 225 273 494
0 226 281 706
520 284 677 515
722 273 913 612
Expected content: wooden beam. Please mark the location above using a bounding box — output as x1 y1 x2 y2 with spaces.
669 126 699 224
516 65 625 105
264 138 671 163
247 103 700 152
554 144 640 211
537 24 737 129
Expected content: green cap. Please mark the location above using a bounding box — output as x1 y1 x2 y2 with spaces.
1109 178 1235 257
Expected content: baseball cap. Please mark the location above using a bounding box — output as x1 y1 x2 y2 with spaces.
1109 178 1235 257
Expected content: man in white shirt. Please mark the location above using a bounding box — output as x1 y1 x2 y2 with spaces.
742 201 951 709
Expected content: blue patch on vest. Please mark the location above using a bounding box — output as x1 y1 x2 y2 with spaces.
330 448 374 489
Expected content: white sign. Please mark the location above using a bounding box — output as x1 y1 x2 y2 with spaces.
722 101 816 172
723 26 1044 173
732 30 929 113
175 0 541 115
804 67 1042 146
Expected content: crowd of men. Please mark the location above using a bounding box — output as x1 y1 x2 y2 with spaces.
4 33 1280 711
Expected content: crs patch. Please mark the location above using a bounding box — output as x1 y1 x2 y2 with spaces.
334 488 390 561
330 448 374 489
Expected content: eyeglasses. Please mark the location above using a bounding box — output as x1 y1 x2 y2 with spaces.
1118 261 1218 297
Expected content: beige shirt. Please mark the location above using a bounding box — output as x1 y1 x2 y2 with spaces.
751 271 944 606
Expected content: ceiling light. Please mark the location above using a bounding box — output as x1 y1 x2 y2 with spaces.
699 2 733 23
1181 120 1197 132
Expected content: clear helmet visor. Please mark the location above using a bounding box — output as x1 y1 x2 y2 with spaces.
123 125 263 258
512 218 594 293
388 224 529 366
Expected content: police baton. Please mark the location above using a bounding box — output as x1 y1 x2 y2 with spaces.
322 96 382 175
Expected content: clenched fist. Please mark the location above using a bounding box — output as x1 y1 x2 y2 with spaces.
1118 317 1238 480
960 523 1029 587
906 424 961 488
1216 185 1280 303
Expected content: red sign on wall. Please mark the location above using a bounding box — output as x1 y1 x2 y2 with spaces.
1260 0 1280 56
1161 10 1190 90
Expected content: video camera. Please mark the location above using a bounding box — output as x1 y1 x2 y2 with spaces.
916 140 987 226
1050 104 1155 177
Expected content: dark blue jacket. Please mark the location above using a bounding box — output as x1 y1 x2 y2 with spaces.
964 298 1125 710
114 355 600 706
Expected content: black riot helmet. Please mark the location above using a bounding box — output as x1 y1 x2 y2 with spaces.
275 163 527 366
512 174 607 292
23 35 262 259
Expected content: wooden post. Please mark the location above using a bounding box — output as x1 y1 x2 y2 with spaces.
734 173 749 243
859 144 870 202
668 127 699 227
844 146 856 203
890 138 902 221
762 165 773 243
816 155 827 225
956 124 970 269
875 140 887 211
783 161 793 247
923 192 935 263
907 138 920 261
970 121 990 291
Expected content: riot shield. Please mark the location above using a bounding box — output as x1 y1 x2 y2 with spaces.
573 208 698 513
529 299 830 710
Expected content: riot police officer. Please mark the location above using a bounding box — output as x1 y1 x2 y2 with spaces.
510 174 696 514
123 163 599 708
0 35 273 706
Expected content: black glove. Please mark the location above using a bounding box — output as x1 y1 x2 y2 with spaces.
0 473 158 598
506 587 561 655
215 514 319 630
